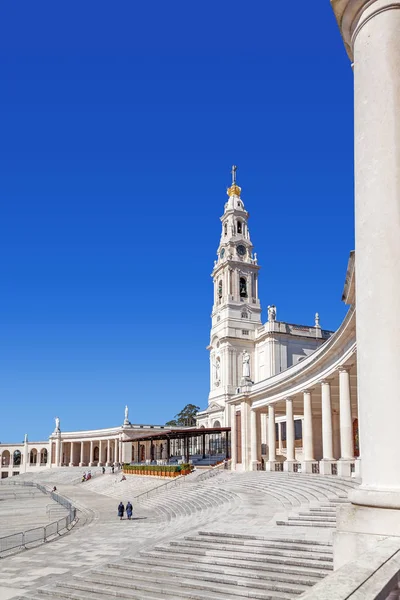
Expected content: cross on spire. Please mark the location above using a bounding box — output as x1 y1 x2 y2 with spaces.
231 165 237 185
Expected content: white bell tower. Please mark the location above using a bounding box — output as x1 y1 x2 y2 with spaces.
207 167 262 423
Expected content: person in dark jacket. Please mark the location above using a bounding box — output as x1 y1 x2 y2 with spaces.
126 501 133 520
118 502 124 520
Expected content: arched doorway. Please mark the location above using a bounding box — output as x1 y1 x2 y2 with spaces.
93 446 99 463
40 448 48 465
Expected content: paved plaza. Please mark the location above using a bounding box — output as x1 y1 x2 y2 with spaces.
0 469 357 599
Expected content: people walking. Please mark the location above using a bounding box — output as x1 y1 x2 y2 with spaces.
102 466 105 474
118 502 124 520
126 501 133 520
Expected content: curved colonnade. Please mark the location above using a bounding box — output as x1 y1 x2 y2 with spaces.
230 273 359 479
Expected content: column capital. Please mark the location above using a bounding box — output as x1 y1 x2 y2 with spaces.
337 365 350 373
284 396 294 403
319 378 331 386
331 0 400 61
302 388 312 395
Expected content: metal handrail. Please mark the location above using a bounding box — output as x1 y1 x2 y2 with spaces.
195 459 231 482
0 482 77 557
134 474 185 501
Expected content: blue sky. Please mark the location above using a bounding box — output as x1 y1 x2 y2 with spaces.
0 2 354 442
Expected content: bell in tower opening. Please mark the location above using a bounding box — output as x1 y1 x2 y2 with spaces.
240 277 247 298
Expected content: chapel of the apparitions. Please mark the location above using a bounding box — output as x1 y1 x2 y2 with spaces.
2 0 400 578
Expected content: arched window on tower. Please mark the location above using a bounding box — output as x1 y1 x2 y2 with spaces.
224 223 227 236
239 277 247 298
218 280 223 301
237 221 242 234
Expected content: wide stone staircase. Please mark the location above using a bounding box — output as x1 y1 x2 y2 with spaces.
27 531 333 600
9 472 358 600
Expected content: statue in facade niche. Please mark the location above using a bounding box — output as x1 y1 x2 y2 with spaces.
268 305 276 322
214 357 220 381
242 350 251 378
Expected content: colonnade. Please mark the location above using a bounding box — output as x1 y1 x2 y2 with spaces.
53 437 123 467
231 364 357 476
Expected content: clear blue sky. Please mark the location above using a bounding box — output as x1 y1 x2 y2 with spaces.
0 2 354 442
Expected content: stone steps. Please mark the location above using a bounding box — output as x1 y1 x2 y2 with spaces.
27 533 333 600
152 543 333 570
118 557 323 585
88 567 309 596
277 519 336 528
168 539 334 562
198 531 333 546
287 515 336 523
183 535 333 554
37 578 296 600
140 549 331 579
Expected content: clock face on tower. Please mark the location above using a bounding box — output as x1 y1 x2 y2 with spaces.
237 244 246 256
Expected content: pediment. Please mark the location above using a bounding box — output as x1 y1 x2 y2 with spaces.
208 402 223 413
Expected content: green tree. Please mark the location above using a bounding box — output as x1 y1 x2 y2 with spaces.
165 403 200 428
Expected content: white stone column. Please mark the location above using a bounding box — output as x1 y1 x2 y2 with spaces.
69 441 74 466
114 439 118 464
332 0 400 504
302 390 315 472
330 0 400 568
284 398 295 471
106 439 111 466
59 441 63 467
250 409 260 470
230 404 237 470
55 437 60 467
98 440 103 466
265 404 277 470
319 380 335 475
89 441 94 466
79 441 84 467
240 400 250 471
338 367 354 475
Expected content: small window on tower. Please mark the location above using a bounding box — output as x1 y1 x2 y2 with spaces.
218 280 223 299
224 223 227 236
237 221 242 234
241 311 249 319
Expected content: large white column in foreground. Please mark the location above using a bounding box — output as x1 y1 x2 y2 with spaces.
331 0 400 568
344 0 400 505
